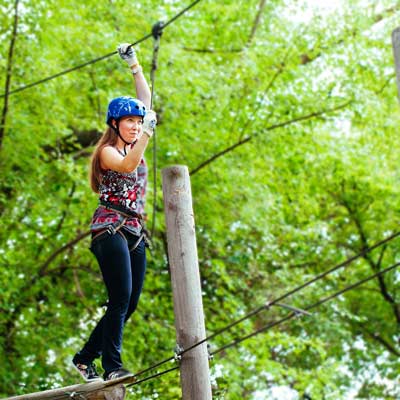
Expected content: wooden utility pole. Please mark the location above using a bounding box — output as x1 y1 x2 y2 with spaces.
162 165 212 400
392 26 400 100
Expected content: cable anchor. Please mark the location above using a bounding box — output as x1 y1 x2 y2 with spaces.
207 343 214 361
152 21 164 40
174 343 184 363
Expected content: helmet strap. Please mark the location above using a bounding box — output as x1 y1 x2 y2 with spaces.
113 119 133 147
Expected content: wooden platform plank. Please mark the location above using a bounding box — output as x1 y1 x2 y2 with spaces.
2 375 136 400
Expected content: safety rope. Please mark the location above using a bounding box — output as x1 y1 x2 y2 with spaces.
149 21 164 238
0 0 203 98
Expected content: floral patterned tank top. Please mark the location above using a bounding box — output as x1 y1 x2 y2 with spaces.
90 157 147 236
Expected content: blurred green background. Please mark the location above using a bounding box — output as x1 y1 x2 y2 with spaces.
0 0 399 398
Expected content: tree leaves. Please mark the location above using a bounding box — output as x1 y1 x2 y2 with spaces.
0 0 399 398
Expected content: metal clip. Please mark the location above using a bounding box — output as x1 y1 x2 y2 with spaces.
107 225 116 235
67 392 85 400
152 21 164 40
174 343 184 363
207 343 214 361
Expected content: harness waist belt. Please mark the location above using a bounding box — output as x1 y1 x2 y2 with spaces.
99 200 143 220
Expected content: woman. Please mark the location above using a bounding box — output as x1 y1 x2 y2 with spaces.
72 43 156 382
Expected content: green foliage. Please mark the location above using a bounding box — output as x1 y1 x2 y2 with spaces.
0 0 399 398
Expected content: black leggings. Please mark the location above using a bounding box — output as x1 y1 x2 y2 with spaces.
74 229 146 374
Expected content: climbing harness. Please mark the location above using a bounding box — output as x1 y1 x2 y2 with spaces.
91 202 149 251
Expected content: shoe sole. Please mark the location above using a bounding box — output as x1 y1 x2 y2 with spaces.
104 373 135 383
72 362 103 382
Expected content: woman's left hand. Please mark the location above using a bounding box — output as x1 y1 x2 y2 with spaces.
142 110 157 137
118 43 139 67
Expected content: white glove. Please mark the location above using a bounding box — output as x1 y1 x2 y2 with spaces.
118 43 139 67
142 110 157 138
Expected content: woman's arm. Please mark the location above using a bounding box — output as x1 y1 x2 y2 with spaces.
131 68 151 109
101 133 150 173
100 107 156 173
102 45 156 174
118 43 151 109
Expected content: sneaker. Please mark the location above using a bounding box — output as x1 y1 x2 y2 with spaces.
104 367 133 381
72 358 102 381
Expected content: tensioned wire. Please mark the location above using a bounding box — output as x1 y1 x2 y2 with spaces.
0 0 202 243
53 230 400 399
6 0 395 396
0 0 203 98
63 230 400 399
125 230 400 381
126 260 400 388
63 251 400 398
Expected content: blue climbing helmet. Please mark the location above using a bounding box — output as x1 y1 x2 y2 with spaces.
106 96 147 127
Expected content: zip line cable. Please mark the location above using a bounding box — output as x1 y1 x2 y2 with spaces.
211 260 400 357
160 0 202 30
0 38 148 98
7 0 396 394
129 365 180 387
120 260 400 390
0 0 203 98
59 253 399 400
61 233 400 398
122 230 400 382
149 22 163 239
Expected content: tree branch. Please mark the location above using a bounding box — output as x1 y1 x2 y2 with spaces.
46 264 101 279
42 128 101 159
0 0 19 150
364 329 400 357
183 4 400 66
338 195 400 324
246 0 267 48
335 311 400 357
182 47 243 53
190 136 252 175
264 100 351 131
237 46 293 141
37 230 91 278
299 3 400 66
190 100 351 175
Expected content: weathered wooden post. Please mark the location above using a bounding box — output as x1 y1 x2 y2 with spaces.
391 27 400 100
162 165 212 400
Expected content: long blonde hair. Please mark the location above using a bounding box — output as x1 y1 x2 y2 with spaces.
90 127 118 193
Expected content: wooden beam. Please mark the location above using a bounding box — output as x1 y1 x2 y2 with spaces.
2 375 135 400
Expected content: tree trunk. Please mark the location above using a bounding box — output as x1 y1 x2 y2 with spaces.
0 0 20 150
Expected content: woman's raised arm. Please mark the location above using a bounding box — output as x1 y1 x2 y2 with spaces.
118 43 151 109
